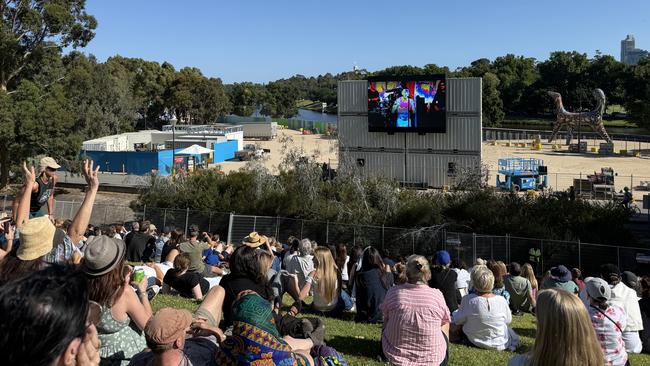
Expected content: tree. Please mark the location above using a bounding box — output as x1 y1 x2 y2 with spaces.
230 82 265 117
0 0 96 91
537 51 590 110
481 72 505 126
0 0 96 187
261 81 298 118
624 57 650 129
491 54 538 113
587 55 628 106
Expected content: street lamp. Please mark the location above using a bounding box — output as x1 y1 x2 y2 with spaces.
172 119 176 178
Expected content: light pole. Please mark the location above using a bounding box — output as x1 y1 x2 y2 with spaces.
172 119 176 178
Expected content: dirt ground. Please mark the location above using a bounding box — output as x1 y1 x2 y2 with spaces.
213 129 339 174
482 138 650 201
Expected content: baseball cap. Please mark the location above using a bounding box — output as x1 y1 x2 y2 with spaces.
39 157 61 171
435 250 451 265
585 277 611 301
144 308 193 346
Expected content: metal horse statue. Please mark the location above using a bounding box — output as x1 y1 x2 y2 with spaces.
547 88 612 145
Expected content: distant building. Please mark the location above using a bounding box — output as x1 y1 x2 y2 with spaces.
621 34 649 65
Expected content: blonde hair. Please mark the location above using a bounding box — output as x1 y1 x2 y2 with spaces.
531 289 604 366
313 247 338 304
471 265 494 294
406 255 431 284
522 263 538 290
258 250 273 272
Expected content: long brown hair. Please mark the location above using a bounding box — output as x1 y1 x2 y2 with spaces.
531 289 604 366
335 243 347 272
522 263 538 290
0 256 44 286
487 260 506 289
314 247 338 304
87 260 127 307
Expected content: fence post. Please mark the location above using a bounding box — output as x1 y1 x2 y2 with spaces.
578 240 581 270
326 221 329 244
163 209 167 228
208 212 213 233
143 204 147 221
540 240 544 276
411 231 415 254
70 200 75 219
275 216 280 240
472 233 477 262
506 234 510 263
617 246 621 270
184 207 190 237
227 213 234 244
103 205 108 225
300 220 304 239
579 172 582 196
381 225 385 251
253 216 257 232
631 174 634 196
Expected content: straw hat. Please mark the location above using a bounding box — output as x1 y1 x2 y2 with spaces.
242 232 267 248
17 216 56 261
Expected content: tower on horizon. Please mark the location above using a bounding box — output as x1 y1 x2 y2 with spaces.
621 34 649 65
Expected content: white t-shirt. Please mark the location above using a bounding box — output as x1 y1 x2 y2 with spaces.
453 268 471 289
341 255 350 281
610 282 643 332
452 293 519 351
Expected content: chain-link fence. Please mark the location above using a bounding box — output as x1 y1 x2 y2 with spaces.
33 201 650 276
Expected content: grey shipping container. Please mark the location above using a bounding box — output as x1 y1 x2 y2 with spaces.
242 122 277 140
337 78 482 187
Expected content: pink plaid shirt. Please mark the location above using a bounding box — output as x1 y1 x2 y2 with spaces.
380 283 450 366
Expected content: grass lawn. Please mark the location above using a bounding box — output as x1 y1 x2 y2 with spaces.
152 294 650 366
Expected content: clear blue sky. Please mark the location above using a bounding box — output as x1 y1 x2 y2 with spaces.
82 0 650 84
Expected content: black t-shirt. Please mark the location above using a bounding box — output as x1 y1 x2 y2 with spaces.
219 274 274 327
163 269 209 298
126 232 156 262
428 267 461 313
30 175 54 213
161 242 177 263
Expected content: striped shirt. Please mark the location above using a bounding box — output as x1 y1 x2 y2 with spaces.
380 283 450 366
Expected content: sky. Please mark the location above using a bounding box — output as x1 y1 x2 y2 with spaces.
81 0 650 84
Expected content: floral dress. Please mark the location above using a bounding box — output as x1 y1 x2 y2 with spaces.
96 306 146 366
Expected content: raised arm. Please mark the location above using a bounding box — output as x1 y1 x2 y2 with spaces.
16 163 36 228
67 160 100 245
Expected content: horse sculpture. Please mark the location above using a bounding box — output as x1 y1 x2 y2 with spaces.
547 88 612 145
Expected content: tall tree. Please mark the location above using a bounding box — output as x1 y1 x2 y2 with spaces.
537 51 590 110
624 57 650 129
491 54 538 113
0 0 96 91
230 82 265 117
261 81 298 118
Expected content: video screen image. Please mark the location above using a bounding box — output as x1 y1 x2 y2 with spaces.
368 76 446 133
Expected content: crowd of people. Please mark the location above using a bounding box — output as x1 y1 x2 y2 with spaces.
2 158 650 366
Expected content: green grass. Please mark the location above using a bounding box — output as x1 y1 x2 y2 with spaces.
151 294 650 366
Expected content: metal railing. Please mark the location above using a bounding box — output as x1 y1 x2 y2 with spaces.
2 199 645 276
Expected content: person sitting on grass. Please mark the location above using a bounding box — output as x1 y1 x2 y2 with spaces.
214 291 315 366
451 259 471 297
429 250 461 313
381 255 450 366
452 265 520 351
218 244 274 328
487 260 510 305
601 264 644 354
504 262 536 314
128 287 227 366
163 252 210 300
82 235 153 365
287 238 315 290
521 263 538 300
507 289 606 366
353 246 393 322
179 230 210 273
584 277 628 366
540 265 579 294
298 246 354 317
0 265 101 366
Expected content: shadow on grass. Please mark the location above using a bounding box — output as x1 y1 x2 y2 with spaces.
327 335 382 359
513 327 536 339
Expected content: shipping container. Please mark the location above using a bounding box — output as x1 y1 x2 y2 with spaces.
241 122 278 140
337 78 482 188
